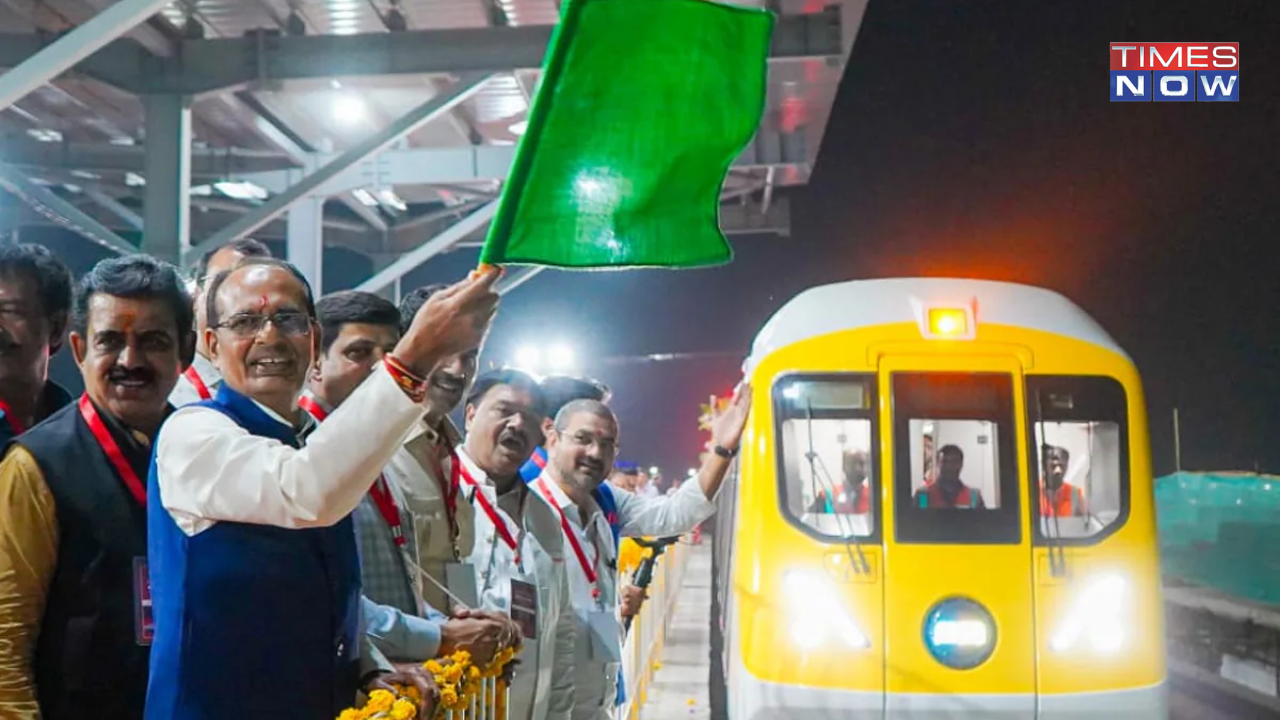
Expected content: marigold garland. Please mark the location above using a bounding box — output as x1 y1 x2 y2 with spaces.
337 644 520 720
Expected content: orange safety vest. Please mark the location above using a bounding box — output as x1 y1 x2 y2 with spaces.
1040 483 1085 517
817 483 870 514
917 483 981 509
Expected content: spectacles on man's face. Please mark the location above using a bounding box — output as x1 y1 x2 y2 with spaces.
214 311 312 338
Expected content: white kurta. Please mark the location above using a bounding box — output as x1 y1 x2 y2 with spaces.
456 450 575 720
531 475 718 720
154 364 420 536
168 352 222 407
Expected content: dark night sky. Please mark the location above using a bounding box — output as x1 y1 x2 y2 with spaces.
21 0 1280 479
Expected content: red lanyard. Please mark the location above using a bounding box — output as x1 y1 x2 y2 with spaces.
535 477 599 589
299 394 404 545
369 476 407 546
77 395 146 507
426 437 462 551
0 398 24 436
458 462 521 555
183 366 212 401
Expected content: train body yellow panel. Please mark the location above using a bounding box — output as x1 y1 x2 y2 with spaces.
709 279 1168 720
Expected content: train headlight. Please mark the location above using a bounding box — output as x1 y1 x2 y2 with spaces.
1050 574 1127 654
784 570 869 650
922 597 998 669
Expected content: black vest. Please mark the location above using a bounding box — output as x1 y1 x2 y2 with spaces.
12 400 150 720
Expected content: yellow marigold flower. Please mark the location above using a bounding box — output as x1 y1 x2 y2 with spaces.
366 689 395 713
389 698 417 720
337 709 364 720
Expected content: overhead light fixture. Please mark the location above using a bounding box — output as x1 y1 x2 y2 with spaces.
214 181 269 201
332 94 366 126
125 172 146 187
377 189 407 212
26 128 62 143
352 188 378 207
509 120 528 136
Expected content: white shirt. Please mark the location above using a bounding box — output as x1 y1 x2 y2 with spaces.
168 352 221 407
154 365 421 536
456 449 576 720
531 474 717 720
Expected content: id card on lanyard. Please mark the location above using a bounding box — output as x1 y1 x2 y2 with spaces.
79 395 153 646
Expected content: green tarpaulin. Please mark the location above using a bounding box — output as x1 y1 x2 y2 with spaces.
479 0 775 269
1156 471 1280 606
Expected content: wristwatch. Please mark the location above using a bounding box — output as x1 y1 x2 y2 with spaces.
713 444 739 459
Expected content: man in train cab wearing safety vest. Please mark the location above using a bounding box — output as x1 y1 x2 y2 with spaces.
303 290 518 672
1040 444 1087 517
808 449 872 514
0 244 75 446
913 444 987 509
532 389 752 720
169 239 271 406
454 368 576 720
0 255 194 720
146 259 500 720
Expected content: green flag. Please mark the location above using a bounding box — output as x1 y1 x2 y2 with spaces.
479 0 775 269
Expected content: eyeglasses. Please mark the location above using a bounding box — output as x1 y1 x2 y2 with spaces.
214 312 312 338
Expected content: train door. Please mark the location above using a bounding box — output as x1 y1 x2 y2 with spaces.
878 355 1038 717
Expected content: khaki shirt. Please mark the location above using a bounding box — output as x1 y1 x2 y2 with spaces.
381 417 475 613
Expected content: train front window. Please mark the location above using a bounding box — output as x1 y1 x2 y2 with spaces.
774 375 879 542
893 373 1021 545
1027 376 1130 543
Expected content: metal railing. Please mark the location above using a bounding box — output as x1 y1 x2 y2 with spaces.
617 536 694 720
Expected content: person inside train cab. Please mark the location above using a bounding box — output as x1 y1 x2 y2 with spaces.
809 449 871 514
0 244 74 443
169 239 271 406
1040 444 1087 518
913 444 986 509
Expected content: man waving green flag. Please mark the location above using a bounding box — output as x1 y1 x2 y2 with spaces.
479 0 775 269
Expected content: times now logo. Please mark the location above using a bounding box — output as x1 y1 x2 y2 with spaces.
1110 43 1239 102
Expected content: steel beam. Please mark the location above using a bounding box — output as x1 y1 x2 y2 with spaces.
126 13 838 95
0 163 135 254
86 189 144 230
355 201 497 293
185 72 491 266
0 0 174 111
496 266 544 296
0 130 806 185
142 94 192 264
287 198 324 293
237 133 806 197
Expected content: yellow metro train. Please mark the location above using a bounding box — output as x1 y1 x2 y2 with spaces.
709 278 1167 720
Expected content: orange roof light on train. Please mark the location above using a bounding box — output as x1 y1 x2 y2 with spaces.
915 300 977 340
929 308 968 337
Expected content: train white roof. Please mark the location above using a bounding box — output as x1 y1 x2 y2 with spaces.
745 278 1128 371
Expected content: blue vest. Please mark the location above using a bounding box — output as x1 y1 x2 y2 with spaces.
145 386 362 720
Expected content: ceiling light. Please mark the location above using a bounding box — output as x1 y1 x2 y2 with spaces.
214 181 269 201
332 94 366 126
509 120 528 136
377 189 407 212
26 128 62 143
352 188 378 206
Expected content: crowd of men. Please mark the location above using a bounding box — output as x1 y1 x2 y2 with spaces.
0 240 752 720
